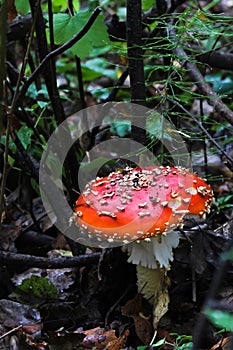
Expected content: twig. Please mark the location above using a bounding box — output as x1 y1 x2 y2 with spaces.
0 325 22 340
192 238 233 349
0 250 101 269
29 0 64 125
68 2 86 109
168 27 233 126
105 68 129 102
47 0 55 50
17 7 102 104
76 56 86 109
166 96 233 167
0 0 10 224
11 130 40 180
105 286 132 327
0 0 38 225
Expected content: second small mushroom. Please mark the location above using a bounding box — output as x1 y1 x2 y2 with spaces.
74 166 213 331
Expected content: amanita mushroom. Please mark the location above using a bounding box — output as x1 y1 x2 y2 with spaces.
74 166 213 331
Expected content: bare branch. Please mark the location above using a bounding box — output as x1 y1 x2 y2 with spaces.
168 28 233 126
17 7 102 104
0 250 101 269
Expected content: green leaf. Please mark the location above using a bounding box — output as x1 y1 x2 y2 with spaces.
110 120 131 137
176 342 193 349
137 338 166 349
89 44 113 57
142 0 155 11
146 113 172 141
102 115 131 137
152 338 166 346
204 307 233 331
0 135 17 154
17 125 33 149
117 7 126 20
53 10 110 59
17 275 58 300
205 74 233 95
99 0 111 6
91 87 113 100
42 0 79 13
82 57 116 81
15 0 30 14
56 59 76 74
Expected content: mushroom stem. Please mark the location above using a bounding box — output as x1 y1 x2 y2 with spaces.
124 233 180 330
137 264 170 329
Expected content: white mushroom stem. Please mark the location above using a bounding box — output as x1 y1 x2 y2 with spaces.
137 265 170 329
124 232 180 329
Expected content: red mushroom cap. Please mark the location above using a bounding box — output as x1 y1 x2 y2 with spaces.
74 166 213 245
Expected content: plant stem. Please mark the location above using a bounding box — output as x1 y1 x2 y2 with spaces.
0 0 8 132
126 0 146 146
192 239 233 349
17 7 102 105
0 1 38 224
168 26 233 127
126 0 146 105
0 0 9 224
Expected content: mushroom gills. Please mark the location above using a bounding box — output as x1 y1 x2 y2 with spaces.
125 231 180 269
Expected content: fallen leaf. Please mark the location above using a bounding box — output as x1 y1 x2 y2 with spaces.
121 294 143 317
104 329 130 350
133 314 153 345
211 336 233 350
82 327 118 349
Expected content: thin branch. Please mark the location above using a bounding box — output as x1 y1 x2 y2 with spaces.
192 238 233 349
168 28 233 126
68 1 86 109
48 0 55 50
29 0 64 124
0 0 37 224
0 0 9 224
105 68 129 102
166 96 233 167
0 250 101 269
11 130 40 181
0 325 22 340
76 56 86 109
17 7 102 104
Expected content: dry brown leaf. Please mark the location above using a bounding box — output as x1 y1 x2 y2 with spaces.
82 327 118 349
21 324 43 335
133 314 153 345
121 293 143 317
210 336 233 350
104 329 130 350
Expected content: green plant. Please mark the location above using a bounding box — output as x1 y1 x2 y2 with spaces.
204 307 233 332
137 333 193 349
217 194 233 211
16 275 58 300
